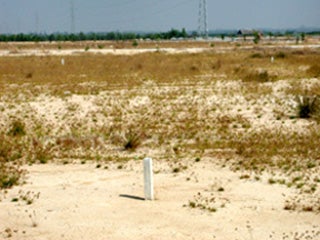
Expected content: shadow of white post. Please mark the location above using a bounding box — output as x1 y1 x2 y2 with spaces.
143 158 154 200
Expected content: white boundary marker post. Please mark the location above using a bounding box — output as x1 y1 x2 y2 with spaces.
143 158 154 200
271 56 274 63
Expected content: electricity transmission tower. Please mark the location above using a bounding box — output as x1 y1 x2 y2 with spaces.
70 0 75 33
198 0 208 38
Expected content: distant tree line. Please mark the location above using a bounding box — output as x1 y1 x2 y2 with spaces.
0 28 319 42
0 28 189 42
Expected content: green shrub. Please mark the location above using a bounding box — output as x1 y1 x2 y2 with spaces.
132 39 139 47
253 32 261 44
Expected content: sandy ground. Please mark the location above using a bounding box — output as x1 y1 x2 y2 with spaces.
1 160 319 240
0 48 206 57
0 44 319 57
0 42 319 239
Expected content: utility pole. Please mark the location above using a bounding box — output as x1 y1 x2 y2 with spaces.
70 0 75 33
198 0 208 39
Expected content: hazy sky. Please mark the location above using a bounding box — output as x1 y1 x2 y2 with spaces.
0 0 319 34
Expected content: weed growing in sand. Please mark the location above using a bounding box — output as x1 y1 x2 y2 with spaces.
296 95 320 119
7 120 26 137
17 190 40 205
123 130 143 151
0 134 26 189
172 164 188 173
232 127 320 172
0 163 22 189
184 191 229 213
284 194 320 213
31 138 52 164
3 228 13 238
25 209 39 227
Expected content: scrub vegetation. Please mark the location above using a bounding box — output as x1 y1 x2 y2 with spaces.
0 41 319 214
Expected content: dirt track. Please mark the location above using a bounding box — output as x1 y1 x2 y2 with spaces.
1 161 319 240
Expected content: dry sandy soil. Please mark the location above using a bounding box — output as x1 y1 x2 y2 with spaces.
0 43 320 57
1 160 319 240
0 41 320 240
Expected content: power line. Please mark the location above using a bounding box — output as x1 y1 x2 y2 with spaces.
93 0 195 31
83 0 140 10
8 0 197 34
142 0 195 30
35 11 40 33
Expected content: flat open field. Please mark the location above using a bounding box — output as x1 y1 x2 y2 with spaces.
0 40 320 240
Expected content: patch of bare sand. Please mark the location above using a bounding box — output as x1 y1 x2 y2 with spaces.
0 43 319 57
1 160 319 240
0 48 208 57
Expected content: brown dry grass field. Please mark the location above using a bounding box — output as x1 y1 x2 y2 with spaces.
0 39 320 240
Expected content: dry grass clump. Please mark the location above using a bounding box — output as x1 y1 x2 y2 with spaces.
0 133 24 163
0 47 319 97
0 118 53 168
284 193 320 213
0 133 25 189
286 79 320 97
231 125 320 203
30 138 52 164
55 135 102 150
0 162 23 189
296 95 320 119
110 130 142 151
7 119 26 137
274 51 286 59
123 130 143 151
249 52 265 59
307 64 320 78
241 69 271 83
232 126 320 172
